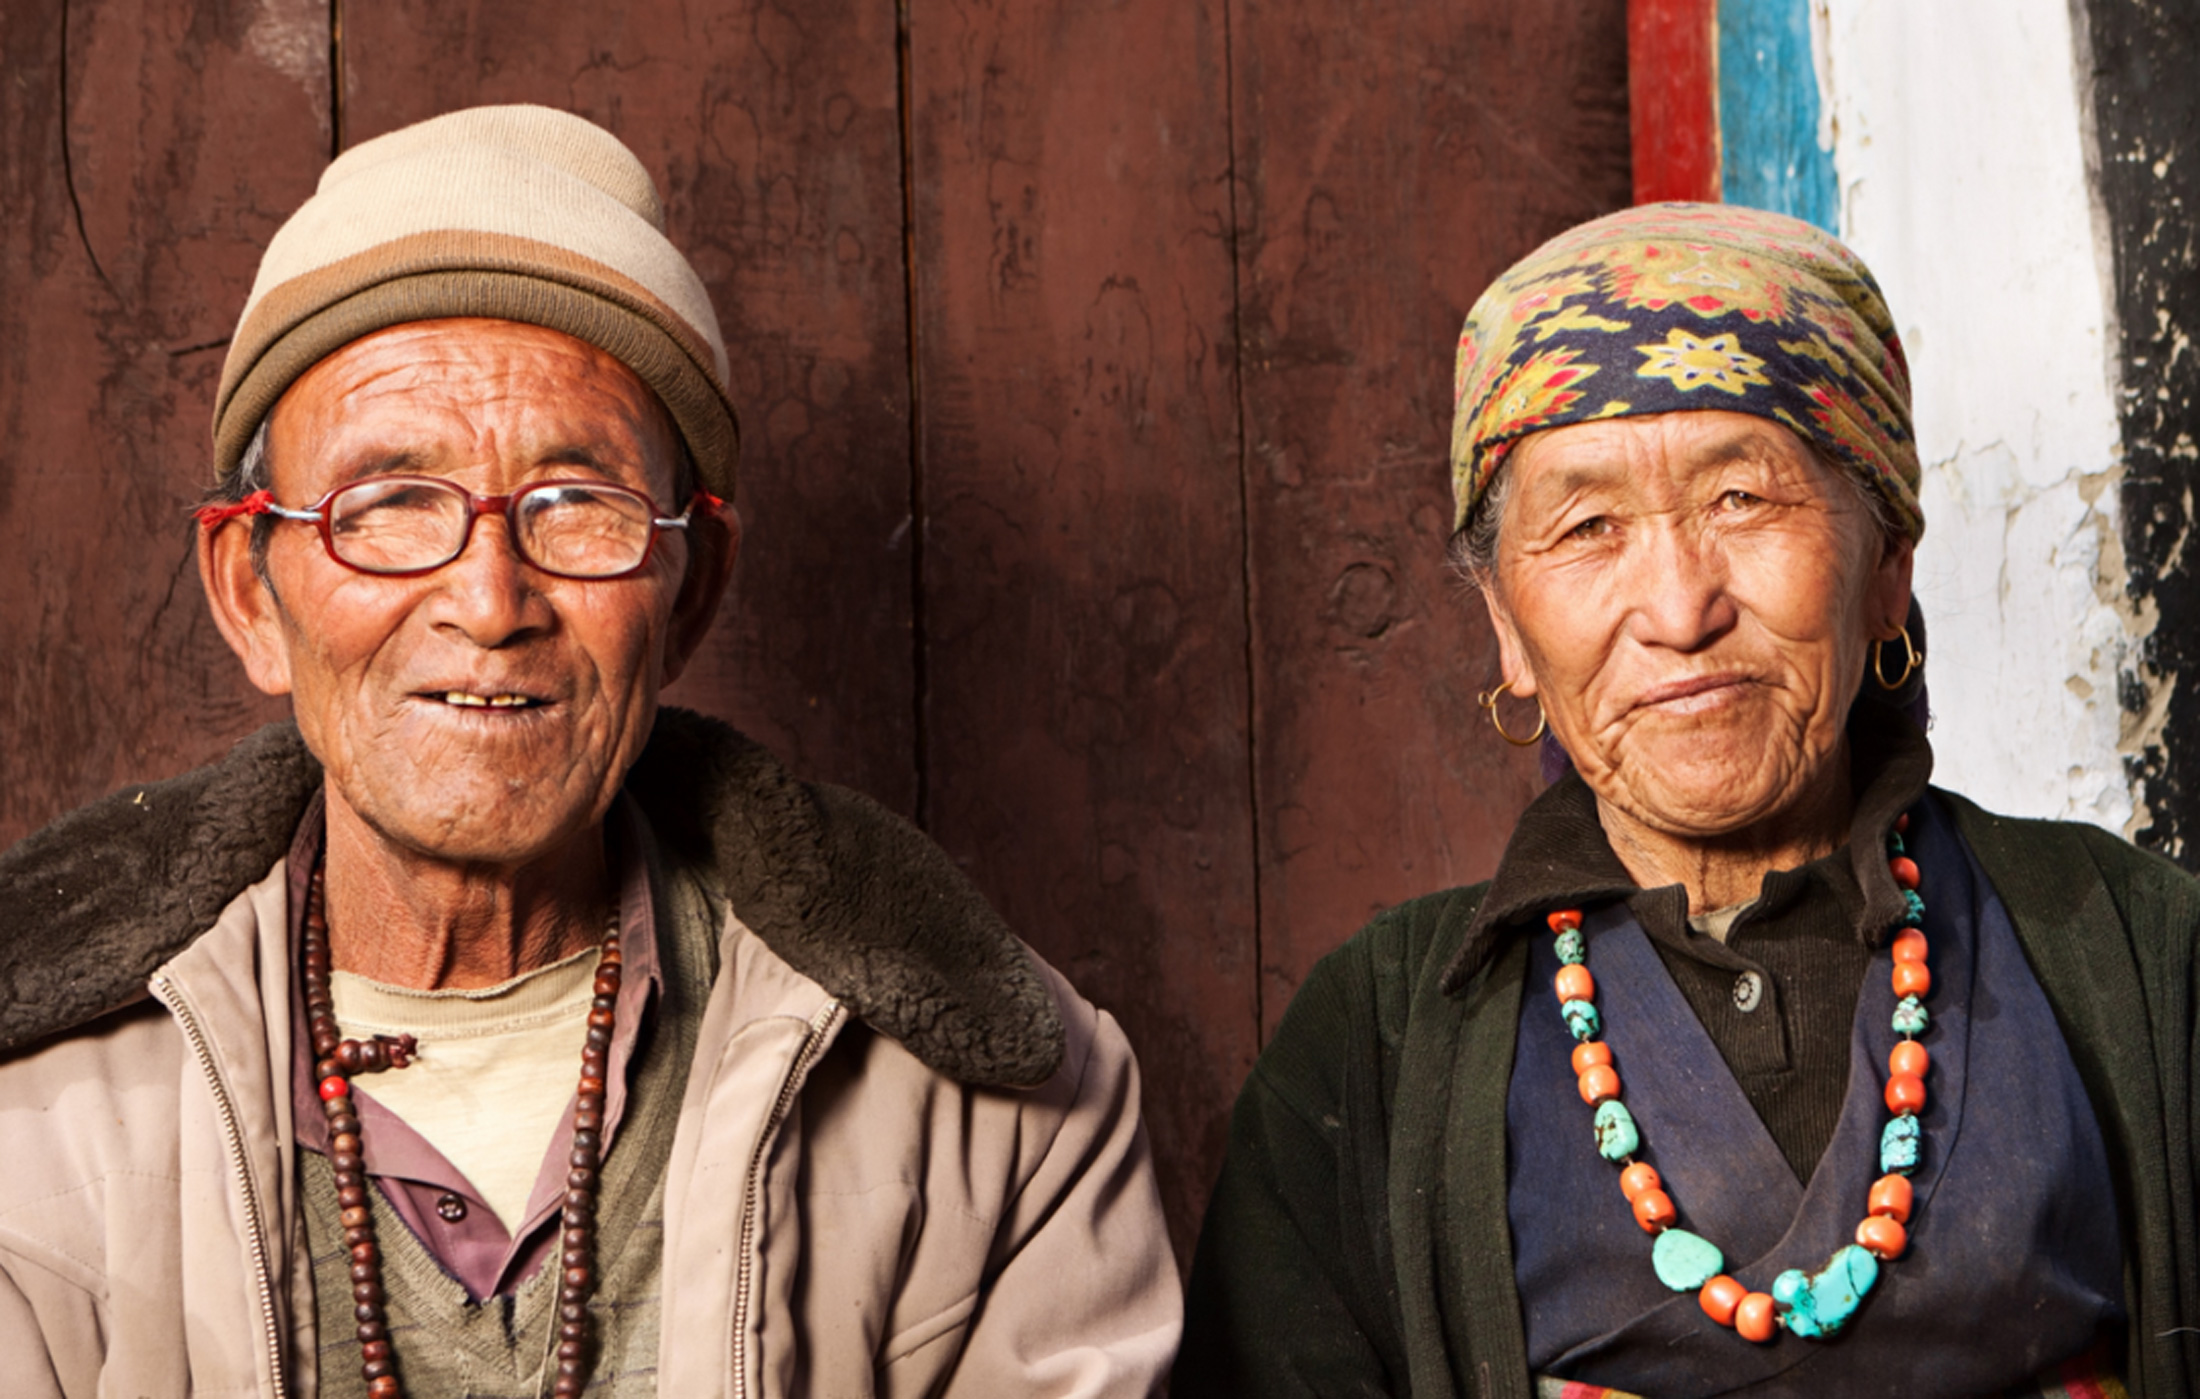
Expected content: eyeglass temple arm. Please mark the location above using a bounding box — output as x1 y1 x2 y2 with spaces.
193 491 323 529
654 491 727 530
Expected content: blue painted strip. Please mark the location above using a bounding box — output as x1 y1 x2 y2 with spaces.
1716 0 1839 232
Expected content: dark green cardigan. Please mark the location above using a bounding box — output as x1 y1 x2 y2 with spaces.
1176 793 2200 1397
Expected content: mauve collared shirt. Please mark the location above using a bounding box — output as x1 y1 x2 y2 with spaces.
288 791 665 1301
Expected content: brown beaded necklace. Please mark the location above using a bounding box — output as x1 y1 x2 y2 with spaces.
303 864 622 1399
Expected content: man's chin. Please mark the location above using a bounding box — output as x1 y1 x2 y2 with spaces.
346 781 608 871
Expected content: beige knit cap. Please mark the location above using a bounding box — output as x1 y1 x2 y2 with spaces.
213 105 738 496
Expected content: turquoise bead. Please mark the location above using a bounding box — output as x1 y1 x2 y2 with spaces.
1887 831 1906 855
1891 994 1929 1035
1651 1228 1724 1292
1880 1114 1921 1174
1555 929 1586 965
1593 1099 1638 1161
1900 890 1926 928
1561 999 1601 1041
1771 1245 1879 1338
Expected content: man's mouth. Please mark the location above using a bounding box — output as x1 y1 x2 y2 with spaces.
435 691 547 709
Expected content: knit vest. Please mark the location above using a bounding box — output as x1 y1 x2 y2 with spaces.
302 858 718 1397
1504 793 2125 1396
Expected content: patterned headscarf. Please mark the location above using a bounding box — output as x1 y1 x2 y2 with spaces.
1449 203 1921 540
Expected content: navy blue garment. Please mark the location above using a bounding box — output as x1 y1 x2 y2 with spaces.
1505 794 2124 1396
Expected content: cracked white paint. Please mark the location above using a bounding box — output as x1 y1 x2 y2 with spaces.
1820 0 2138 831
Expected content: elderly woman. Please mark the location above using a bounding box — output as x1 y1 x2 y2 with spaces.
1175 204 2200 1398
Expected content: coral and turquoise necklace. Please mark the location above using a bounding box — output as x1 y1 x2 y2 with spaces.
1548 810 1931 1343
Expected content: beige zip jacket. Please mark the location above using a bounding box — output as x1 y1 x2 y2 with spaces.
0 712 1180 1396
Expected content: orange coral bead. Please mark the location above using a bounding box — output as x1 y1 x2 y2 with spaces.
1892 962 1932 998
1572 1041 1614 1075
1885 1072 1927 1114
1889 1040 1929 1079
1699 1274 1746 1327
1889 855 1921 890
1894 812 1911 834
1869 1172 1914 1223
1619 1161 1662 1203
1632 1188 1677 1233
1892 928 1929 963
1734 1292 1778 1343
1554 964 1596 1004
1856 1214 1908 1259
1548 908 1583 933
1578 1065 1621 1105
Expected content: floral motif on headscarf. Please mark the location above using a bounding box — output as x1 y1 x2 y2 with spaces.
1449 203 1922 540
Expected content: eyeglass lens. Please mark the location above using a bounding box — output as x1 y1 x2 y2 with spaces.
326 479 660 577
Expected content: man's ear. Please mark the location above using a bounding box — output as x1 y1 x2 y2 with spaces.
198 521 296 698
660 505 740 687
1479 579 1539 699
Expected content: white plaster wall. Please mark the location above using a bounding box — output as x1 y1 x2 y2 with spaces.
1818 0 2138 830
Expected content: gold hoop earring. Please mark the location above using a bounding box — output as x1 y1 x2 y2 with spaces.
1871 626 1922 691
1477 680 1547 747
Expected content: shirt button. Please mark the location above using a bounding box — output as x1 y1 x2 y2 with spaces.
1733 971 1764 1013
436 1192 468 1222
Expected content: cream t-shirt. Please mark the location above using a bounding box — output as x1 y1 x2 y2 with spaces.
329 945 600 1233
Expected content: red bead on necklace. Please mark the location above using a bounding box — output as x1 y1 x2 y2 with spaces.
1547 809 1932 1343
303 865 620 1398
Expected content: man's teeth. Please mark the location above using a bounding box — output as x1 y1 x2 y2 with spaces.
442 692 536 708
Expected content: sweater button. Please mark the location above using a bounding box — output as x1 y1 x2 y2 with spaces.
436 1192 468 1222
1733 971 1764 1013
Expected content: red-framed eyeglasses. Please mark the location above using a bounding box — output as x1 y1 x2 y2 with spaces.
197 476 724 581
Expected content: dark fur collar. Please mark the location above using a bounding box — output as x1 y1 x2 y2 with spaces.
0 709 1064 1087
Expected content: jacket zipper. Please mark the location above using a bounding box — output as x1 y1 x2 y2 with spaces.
730 999 846 1398
151 973 290 1399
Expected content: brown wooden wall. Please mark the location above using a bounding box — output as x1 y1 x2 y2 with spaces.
1 0 1630 1260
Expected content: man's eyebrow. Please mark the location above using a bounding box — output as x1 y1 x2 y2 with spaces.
335 452 429 485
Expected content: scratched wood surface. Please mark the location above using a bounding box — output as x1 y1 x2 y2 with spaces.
905 0 1260 1258
340 0 921 817
4 0 1634 1265
1229 0 1635 1036
0 0 319 844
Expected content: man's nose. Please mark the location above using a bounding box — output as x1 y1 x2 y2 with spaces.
427 511 553 646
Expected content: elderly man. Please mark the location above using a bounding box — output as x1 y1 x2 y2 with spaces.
0 106 1177 1397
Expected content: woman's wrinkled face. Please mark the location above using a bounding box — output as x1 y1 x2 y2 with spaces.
1483 410 1912 841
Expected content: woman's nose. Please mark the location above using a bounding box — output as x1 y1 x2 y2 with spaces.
1622 523 1736 651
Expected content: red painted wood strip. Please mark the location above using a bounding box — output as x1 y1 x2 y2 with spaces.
1629 0 1722 204
340 0 921 816
1230 0 1634 1037
906 0 1258 1261
0 0 323 846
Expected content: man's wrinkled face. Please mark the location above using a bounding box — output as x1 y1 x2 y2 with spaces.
219 318 719 868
